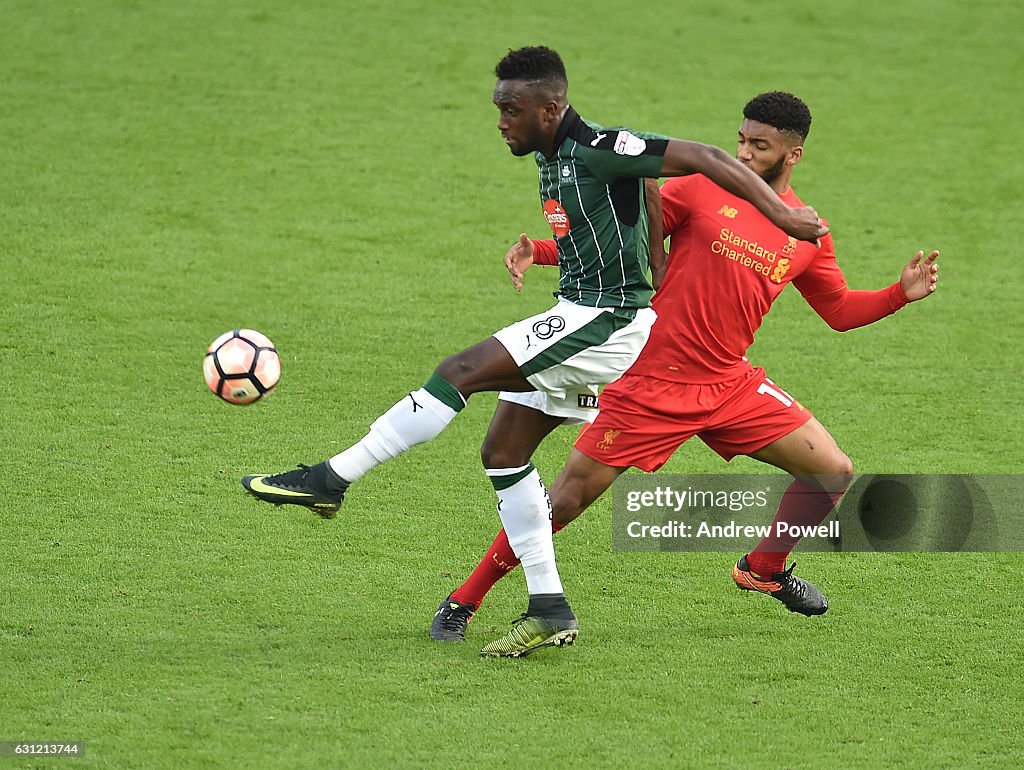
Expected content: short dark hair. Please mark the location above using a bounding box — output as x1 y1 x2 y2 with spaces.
743 92 812 141
495 46 568 95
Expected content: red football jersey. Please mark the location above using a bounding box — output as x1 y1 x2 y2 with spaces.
630 174 847 383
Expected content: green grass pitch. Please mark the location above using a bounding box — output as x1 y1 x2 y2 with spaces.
2 0 1022 767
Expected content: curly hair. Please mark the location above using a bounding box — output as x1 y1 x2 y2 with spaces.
494 46 568 97
743 92 812 141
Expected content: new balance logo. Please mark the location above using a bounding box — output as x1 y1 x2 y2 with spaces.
717 205 738 219
590 132 607 146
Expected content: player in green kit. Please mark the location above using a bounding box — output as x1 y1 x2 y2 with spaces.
434 92 940 652
242 47 827 658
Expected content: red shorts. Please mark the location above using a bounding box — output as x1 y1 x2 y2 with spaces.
575 367 813 470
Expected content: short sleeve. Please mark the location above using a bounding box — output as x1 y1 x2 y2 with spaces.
581 129 668 184
658 175 701 235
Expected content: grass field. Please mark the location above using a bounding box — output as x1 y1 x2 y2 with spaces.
2 0 1022 767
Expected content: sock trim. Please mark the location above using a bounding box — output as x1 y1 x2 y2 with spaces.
486 463 536 491
423 372 466 412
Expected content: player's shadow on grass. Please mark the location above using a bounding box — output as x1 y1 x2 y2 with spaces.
835 474 1005 552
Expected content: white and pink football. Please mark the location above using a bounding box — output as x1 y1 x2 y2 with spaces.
203 329 281 405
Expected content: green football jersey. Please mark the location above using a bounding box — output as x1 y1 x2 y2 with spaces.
536 107 668 309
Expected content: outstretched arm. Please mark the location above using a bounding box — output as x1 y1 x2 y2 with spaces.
661 140 827 243
803 250 941 331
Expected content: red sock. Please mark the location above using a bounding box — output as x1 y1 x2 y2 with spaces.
746 479 845 577
451 521 565 609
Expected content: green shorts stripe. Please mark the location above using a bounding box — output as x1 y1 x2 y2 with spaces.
520 311 635 379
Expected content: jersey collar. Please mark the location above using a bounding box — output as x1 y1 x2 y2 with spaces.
547 105 580 159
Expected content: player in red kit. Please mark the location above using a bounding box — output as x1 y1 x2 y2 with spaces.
431 92 940 642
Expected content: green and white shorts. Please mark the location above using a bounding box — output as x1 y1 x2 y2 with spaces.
493 298 657 423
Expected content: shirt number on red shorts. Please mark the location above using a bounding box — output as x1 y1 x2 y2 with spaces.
757 380 794 407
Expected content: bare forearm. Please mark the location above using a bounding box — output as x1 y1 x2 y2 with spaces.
643 179 666 289
660 140 792 228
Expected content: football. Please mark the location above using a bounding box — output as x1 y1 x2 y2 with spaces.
203 329 281 405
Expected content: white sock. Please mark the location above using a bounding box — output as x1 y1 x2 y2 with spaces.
489 465 564 596
329 387 459 482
